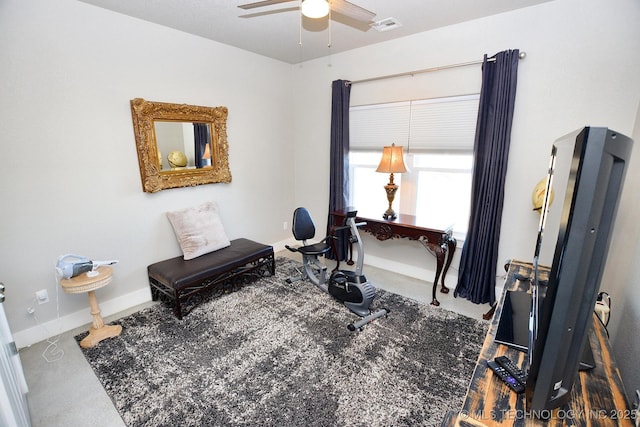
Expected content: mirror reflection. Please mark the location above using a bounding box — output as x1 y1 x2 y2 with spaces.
154 121 213 171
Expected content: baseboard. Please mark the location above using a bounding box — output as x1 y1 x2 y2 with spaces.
364 254 434 281
364 254 459 285
272 238 297 253
14 287 151 350
14 239 453 349
14 240 299 350
273 239 459 284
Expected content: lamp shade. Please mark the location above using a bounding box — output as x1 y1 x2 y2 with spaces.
301 0 330 18
376 144 407 174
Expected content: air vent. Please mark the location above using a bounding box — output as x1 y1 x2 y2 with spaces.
371 17 402 32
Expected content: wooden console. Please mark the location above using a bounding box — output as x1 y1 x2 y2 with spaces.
442 260 634 426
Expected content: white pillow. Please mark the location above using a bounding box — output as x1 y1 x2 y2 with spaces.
166 201 231 260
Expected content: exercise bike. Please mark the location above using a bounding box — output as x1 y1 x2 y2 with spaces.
285 207 389 331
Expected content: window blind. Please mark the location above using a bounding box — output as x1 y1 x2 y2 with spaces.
350 94 480 151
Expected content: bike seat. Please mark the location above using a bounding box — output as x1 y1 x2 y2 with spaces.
297 242 332 256
285 207 335 257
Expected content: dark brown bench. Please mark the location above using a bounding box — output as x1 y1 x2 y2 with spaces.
148 238 275 319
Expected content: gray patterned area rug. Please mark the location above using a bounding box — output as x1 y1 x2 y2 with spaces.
76 257 487 427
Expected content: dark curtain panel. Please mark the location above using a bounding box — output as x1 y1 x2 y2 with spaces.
193 123 209 169
327 79 351 261
454 49 520 305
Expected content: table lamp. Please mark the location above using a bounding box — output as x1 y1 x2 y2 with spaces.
375 143 407 220
202 143 212 167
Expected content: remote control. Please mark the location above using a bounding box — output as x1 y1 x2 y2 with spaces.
495 355 528 385
487 360 525 393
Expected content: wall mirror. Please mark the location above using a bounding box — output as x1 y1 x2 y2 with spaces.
130 98 231 192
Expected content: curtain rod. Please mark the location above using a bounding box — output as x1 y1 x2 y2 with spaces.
346 51 526 86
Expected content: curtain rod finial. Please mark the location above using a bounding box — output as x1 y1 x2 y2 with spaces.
519 51 526 59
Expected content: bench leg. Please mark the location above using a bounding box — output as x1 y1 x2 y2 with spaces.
173 289 183 320
150 286 159 301
269 254 276 275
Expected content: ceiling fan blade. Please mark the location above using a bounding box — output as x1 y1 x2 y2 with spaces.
239 6 299 18
330 0 376 23
238 0 295 10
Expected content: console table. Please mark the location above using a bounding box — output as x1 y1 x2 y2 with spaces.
331 211 456 306
442 260 633 426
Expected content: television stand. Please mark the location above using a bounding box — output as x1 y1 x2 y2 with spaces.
442 260 633 426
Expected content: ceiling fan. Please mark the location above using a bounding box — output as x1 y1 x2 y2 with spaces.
238 0 376 24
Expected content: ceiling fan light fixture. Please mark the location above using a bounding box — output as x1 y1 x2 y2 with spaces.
301 0 330 19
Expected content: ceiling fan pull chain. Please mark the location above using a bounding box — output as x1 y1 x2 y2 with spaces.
299 0 303 47
327 3 332 48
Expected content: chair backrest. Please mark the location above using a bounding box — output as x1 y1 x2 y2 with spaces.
291 207 316 241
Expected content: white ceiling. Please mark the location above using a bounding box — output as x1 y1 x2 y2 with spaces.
79 0 554 64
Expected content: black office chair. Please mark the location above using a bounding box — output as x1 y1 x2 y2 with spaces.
285 207 333 284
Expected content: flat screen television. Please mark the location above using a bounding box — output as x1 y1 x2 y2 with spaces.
502 127 633 412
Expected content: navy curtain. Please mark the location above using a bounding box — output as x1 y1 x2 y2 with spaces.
454 49 520 305
327 79 351 261
193 123 209 168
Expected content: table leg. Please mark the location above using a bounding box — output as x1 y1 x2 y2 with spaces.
79 290 122 349
432 245 445 306
421 242 444 306
87 290 104 330
441 236 457 291
483 303 497 320
346 240 354 266
421 237 456 307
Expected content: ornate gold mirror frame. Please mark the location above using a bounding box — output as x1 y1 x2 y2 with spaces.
130 98 231 193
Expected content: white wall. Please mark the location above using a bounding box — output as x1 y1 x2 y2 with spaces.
0 0 296 346
608 101 640 400
291 0 640 398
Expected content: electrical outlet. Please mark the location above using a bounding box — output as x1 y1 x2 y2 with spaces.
35 289 49 304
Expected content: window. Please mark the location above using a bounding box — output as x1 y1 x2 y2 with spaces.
349 95 479 237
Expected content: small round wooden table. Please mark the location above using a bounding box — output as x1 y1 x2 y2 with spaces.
59 266 122 349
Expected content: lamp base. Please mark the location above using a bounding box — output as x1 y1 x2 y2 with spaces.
382 179 399 221
383 209 397 220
